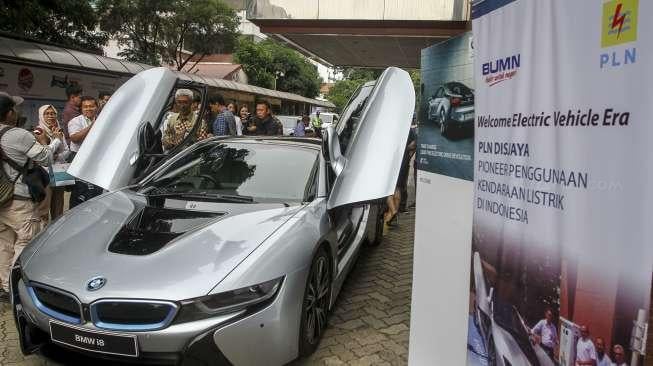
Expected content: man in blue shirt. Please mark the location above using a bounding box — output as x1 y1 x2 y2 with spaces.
209 94 237 136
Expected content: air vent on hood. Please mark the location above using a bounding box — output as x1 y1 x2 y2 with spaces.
108 206 224 255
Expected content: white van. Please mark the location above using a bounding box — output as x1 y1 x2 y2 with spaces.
275 115 303 135
309 112 339 127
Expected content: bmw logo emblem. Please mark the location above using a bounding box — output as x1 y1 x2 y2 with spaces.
86 276 107 291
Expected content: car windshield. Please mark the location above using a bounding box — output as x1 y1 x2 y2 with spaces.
139 142 318 203
447 82 473 96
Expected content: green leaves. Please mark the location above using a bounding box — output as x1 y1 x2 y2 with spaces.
0 0 109 52
327 68 421 112
326 68 378 112
96 0 239 68
326 79 365 113
234 38 321 98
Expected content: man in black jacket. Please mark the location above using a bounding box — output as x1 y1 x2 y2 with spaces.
247 100 282 136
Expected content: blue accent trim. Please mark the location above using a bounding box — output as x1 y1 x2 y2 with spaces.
27 286 82 325
471 0 518 19
90 302 177 332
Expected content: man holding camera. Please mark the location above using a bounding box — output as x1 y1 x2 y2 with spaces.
0 92 58 300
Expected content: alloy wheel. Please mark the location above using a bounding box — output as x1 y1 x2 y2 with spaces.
440 111 447 135
303 255 330 346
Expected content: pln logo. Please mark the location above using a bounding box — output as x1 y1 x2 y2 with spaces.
600 0 638 69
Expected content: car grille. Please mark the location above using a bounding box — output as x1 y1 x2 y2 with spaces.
91 300 177 331
30 285 82 322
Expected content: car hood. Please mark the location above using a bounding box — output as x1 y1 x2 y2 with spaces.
22 190 302 303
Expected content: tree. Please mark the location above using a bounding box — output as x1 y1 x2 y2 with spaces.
0 0 108 52
97 0 239 69
327 67 421 112
326 68 378 112
233 38 274 88
325 79 363 112
234 38 321 98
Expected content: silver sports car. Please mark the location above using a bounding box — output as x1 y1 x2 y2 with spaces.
10 66 414 365
472 252 556 366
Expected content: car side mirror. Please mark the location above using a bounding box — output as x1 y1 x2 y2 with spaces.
322 125 346 176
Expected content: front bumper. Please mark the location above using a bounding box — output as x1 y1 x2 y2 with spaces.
11 266 309 365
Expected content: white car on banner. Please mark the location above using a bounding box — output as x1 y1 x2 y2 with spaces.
473 252 556 366
426 82 474 136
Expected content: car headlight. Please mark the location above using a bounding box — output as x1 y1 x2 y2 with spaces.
174 277 283 324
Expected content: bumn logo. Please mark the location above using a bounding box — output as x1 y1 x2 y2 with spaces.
482 54 520 86
601 0 638 47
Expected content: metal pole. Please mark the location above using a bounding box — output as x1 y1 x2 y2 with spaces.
630 308 647 366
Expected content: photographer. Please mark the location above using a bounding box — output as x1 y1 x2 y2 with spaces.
0 92 56 300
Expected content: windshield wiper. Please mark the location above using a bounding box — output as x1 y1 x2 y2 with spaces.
144 191 255 203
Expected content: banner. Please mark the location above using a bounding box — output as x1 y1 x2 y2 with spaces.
469 1 652 366
409 33 475 365
0 61 127 128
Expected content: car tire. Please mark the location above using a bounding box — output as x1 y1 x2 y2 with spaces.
298 247 332 357
439 110 448 136
366 202 385 246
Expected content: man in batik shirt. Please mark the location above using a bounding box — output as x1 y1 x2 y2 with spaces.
162 89 210 151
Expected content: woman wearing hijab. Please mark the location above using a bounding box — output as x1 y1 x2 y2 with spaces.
37 105 68 220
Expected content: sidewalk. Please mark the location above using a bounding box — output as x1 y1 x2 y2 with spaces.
295 211 415 366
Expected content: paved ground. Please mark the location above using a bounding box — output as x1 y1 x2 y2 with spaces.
295 212 414 366
0 185 417 366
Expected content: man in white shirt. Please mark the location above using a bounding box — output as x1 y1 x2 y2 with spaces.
67 96 103 207
531 308 558 359
611 344 627 366
595 337 612 366
67 96 97 153
576 325 597 366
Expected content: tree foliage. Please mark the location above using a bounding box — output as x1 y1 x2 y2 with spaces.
0 0 108 52
325 79 364 113
233 38 274 88
326 68 378 112
97 0 239 69
234 38 321 98
327 67 421 112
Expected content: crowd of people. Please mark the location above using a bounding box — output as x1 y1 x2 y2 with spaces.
0 86 115 300
574 325 627 366
529 309 628 366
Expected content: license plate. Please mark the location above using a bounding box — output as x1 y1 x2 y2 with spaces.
49 321 138 357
